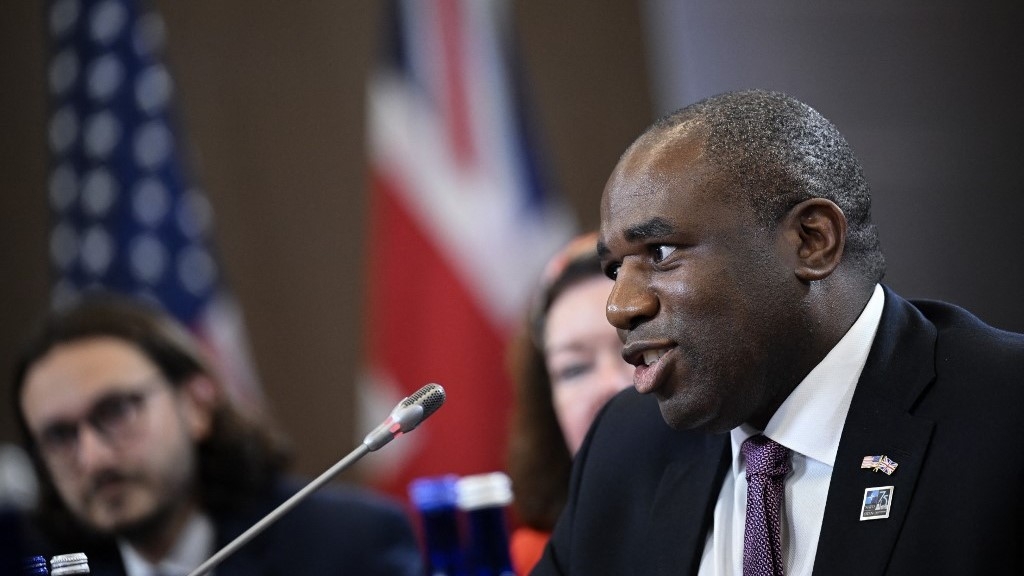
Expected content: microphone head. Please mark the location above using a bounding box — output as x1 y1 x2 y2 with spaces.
364 383 447 451
399 383 446 421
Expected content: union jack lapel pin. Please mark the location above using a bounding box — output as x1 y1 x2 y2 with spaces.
861 455 898 475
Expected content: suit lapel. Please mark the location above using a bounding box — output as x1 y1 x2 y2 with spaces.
212 505 273 576
643 432 730 576
813 288 937 576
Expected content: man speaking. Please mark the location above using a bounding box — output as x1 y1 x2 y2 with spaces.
532 90 1024 575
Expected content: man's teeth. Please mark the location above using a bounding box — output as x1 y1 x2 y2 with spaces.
643 349 668 366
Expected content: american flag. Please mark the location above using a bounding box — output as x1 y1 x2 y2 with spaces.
45 0 263 414
361 0 577 498
861 455 898 475
861 455 881 469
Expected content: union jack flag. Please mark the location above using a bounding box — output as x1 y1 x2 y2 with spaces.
861 455 898 475
360 0 576 499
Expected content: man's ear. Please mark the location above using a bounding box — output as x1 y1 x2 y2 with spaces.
783 198 847 282
179 374 219 441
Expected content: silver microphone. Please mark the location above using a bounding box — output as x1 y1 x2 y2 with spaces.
186 383 446 576
363 383 446 450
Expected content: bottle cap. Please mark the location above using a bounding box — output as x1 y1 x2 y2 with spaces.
22 555 48 575
408 474 460 511
455 471 513 510
49 553 88 575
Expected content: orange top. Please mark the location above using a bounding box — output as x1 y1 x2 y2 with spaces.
510 526 551 575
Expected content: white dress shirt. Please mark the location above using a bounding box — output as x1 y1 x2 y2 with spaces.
118 511 215 576
697 284 885 576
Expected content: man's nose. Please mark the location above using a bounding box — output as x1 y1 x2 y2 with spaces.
606 261 657 331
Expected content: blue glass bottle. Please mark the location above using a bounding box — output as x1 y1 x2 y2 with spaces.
409 475 466 576
456 472 514 576
22 555 49 575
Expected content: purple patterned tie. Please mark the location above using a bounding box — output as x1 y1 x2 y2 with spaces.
742 434 791 576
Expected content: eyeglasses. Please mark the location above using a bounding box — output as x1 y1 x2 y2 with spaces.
33 381 165 466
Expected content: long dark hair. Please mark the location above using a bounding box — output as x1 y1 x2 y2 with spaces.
11 294 290 546
506 233 604 531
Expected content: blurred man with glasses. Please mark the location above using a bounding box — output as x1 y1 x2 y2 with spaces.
12 295 423 576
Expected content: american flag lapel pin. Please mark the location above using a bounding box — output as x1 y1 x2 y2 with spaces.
861 454 898 475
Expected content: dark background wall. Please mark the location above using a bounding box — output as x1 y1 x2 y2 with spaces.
0 1 653 479
644 1 1024 333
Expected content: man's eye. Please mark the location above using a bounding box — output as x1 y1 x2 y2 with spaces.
92 392 148 431
40 423 78 449
652 245 676 263
92 395 135 425
603 263 620 280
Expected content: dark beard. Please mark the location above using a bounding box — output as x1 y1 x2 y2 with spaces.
113 493 182 549
83 470 197 555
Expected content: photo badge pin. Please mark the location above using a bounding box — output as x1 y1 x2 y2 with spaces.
860 486 894 521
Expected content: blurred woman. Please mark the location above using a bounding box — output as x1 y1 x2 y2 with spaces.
506 232 634 575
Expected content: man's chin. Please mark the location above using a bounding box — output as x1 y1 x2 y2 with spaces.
659 399 732 433
85 499 163 540
659 405 707 431
86 512 144 536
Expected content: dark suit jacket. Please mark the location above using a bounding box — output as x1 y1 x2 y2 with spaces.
28 477 424 576
533 287 1024 575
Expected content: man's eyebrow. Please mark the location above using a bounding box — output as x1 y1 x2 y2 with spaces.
624 217 675 243
597 217 677 257
39 387 143 428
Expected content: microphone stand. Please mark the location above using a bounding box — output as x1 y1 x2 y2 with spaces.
185 385 444 576
186 444 369 576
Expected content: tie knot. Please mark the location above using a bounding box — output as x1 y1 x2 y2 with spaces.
742 435 791 478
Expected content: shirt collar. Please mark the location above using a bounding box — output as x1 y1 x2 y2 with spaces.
118 511 215 576
730 284 885 468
